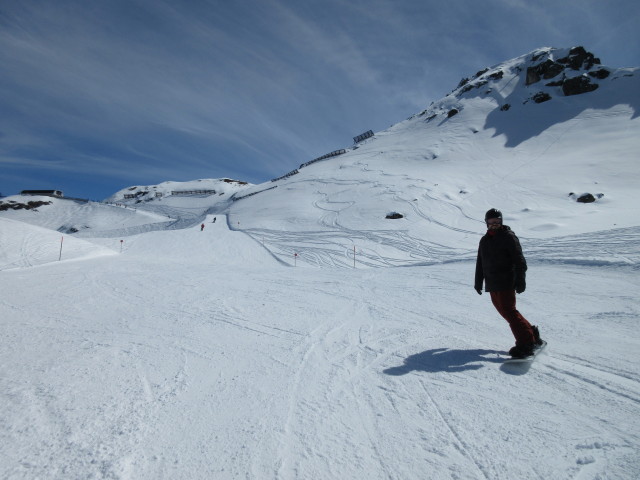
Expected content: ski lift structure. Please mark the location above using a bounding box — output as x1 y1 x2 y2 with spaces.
353 130 374 144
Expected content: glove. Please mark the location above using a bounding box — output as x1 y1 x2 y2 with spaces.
475 286 483 295
515 282 526 294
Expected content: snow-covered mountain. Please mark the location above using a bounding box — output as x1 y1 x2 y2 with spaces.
1 47 640 479
3 46 639 268
226 46 639 261
237 46 636 264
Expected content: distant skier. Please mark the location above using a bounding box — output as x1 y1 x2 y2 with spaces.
201 223 205 231
213 217 216 223
474 209 543 358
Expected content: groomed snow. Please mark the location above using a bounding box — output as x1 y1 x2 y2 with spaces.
1 216 639 479
0 217 116 270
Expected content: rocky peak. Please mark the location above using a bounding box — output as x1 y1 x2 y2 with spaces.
526 46 605 93
414 46 632 123
451 46 612 97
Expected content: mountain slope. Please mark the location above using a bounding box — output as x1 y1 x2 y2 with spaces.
226 47 639 266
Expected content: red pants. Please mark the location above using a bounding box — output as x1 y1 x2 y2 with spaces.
490 290 535 346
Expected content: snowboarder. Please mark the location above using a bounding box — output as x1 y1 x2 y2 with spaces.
201 223 205 231
474 208 543 358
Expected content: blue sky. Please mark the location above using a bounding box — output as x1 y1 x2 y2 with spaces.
1 0 639 200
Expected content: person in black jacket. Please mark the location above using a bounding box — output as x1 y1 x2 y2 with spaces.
475 209 543 357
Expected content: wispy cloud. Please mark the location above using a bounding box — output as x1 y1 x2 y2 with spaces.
1 0 638 198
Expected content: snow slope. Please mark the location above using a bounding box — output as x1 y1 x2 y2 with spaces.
1 223 639 479
1 47 640 479
0 196 170 236
226 47 640 268
0 217 116 270
0 179 253 239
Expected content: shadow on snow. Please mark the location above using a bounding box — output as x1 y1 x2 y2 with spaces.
384 348 504 375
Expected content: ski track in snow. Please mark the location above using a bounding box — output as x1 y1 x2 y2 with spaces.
2 222 640 479
2 207 640 479
241 210 640 269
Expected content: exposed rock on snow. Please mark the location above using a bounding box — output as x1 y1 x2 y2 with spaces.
577 193 597 203
526 59 565 85
452 46 619 112
569 192 605 203
562 75 600 96
556 45 601 70
532 92 552 103
0 200 52 211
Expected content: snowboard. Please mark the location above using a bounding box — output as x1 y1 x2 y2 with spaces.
503 340 547 364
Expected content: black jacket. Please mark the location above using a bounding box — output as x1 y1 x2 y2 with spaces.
475 225 527 292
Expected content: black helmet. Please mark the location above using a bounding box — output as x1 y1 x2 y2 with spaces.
485 208 502 222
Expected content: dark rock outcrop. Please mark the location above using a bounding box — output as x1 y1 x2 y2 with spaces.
562 75 599 96
0 200 52 211
588 68 610 80
569 192 604 203
576 193 596 203
557 46 600 71
532 92 552 103
526 59 565 85
526 47 603 97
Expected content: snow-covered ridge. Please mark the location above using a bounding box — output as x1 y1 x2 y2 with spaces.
0 179 255 238
0 195 170 237
106 177 251 205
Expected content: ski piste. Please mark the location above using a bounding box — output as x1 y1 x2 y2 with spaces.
503 340 548 364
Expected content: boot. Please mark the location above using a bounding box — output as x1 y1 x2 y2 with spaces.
531 325 543 346
510 343 535 358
